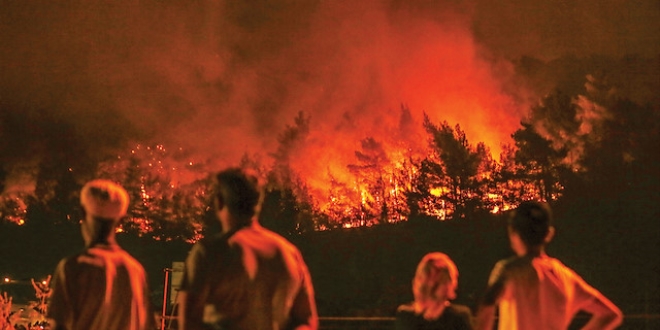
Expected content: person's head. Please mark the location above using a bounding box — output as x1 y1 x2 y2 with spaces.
213 167 263 231
412 252 459 315
79 179 129 246
507 200 555 256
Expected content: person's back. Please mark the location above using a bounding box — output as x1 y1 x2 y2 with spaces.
50 244 151 330
475 201 622 330
196 224 314 329
47 179 154 330
490 254 610 329
178 168 318 330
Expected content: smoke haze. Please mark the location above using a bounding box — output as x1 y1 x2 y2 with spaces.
1 0 658 191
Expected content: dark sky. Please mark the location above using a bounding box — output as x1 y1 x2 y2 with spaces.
1 0 658 191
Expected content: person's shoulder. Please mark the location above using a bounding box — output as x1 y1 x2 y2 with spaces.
543 255 570 269
445 304 474 329
186 233 236 262
540 255 583 279
487 255 530 285
493 255 516 266
396 302 415 314
254 224 292 241
500 255 534 271
490 255 521 274
56 254 79 270
395 303 417 324
447 303 472 316
197 232 229 248
100 245 148 273
394 304 418 329
61 249 107 271
242 224 302 252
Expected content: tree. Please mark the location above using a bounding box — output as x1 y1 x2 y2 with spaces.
580 97 660 196
270 111 310 187
511 122 568 202
493 144 530 210
423 114 487 218
0 166 7 194
347 137 390 224
324 173 361 227
263 111 318 232
403 157 445 220
260 187 299 236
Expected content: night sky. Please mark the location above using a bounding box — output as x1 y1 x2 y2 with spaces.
1 0 659 192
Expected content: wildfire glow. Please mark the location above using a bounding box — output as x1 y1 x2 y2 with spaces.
2 1 615 235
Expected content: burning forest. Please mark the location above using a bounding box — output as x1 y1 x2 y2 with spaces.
1 1 659 242
1 76 658 242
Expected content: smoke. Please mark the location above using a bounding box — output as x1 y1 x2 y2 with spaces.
472 0 660 60
1 0 657 193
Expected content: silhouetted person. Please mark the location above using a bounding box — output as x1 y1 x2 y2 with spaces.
47 179 154 330
178 167 318 330
475 201 623 330
395 252 473 330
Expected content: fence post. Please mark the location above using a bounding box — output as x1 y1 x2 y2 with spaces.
161 268 171 330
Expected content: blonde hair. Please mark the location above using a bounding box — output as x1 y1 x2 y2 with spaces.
412 252 459 317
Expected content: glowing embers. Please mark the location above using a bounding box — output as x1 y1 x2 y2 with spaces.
0 194 28 226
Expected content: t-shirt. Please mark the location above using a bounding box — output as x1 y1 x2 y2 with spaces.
485 255 601 330
47 244 153 330
395 303 473 330
179 223 317 330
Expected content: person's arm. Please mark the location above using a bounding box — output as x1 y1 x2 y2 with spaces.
178 243 208 330
46 259 70 330
393 305 414 330
475 261 507 330
574 278 623 330
176 290 189 330
458 305 475 330
474 305 497 330
580 297 623 330
288 255 318 330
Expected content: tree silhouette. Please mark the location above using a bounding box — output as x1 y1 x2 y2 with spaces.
403 157 445 220
511 122 568 202
423 114 486 218
347 137 391 224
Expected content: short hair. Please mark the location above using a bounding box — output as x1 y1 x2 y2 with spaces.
214 168 263 224
509 201 553 247
413 252 459 303
80 179 129 221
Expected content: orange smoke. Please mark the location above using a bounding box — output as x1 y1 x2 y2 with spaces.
1 1 531 222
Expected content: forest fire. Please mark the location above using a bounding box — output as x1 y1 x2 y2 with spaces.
0 1 658 239
100 110 551 234
0 77 645 236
